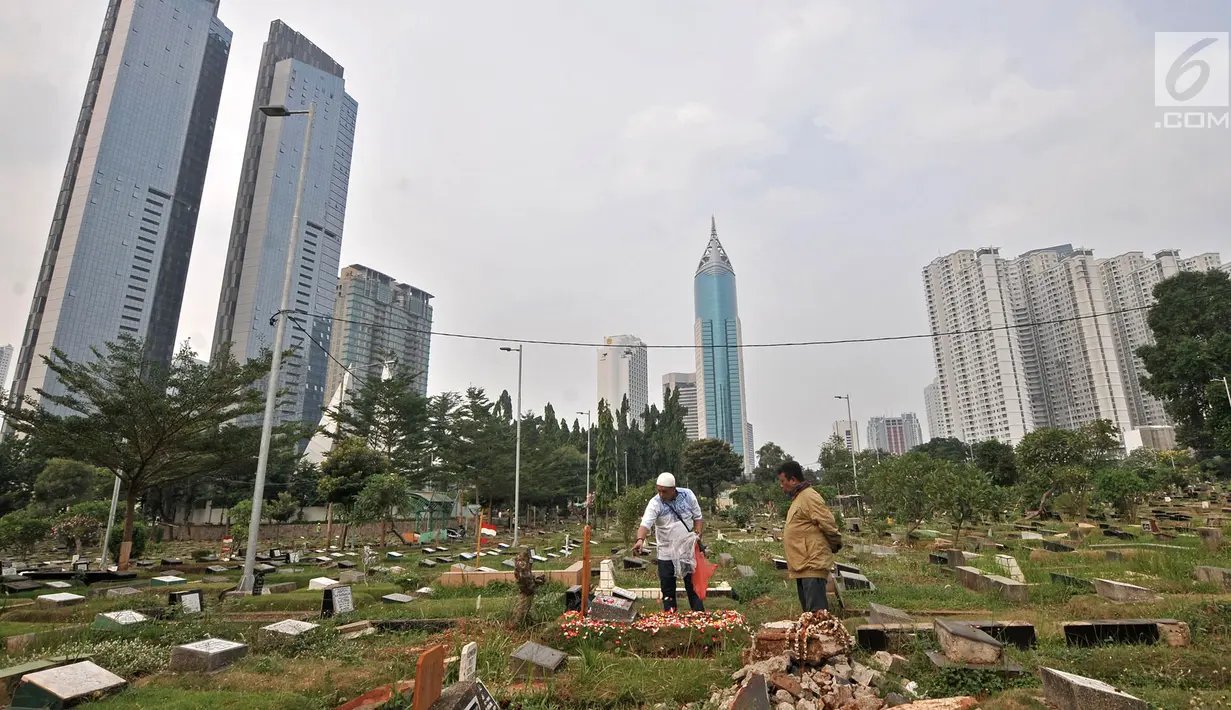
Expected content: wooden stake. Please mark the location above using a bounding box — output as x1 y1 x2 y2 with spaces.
410 644 445 710
580 524 591 616
476 510 484 557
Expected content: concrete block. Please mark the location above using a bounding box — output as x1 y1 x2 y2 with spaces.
984 574 1028 602
1195 566 1231 588
1093 578 1158 603
169 638 249 673
934 619 1003 665
1040 667 1147 710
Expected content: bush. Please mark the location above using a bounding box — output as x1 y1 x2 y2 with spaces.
731 572 777 603
0 509 52 555
107 522 149 560
728 506 752 529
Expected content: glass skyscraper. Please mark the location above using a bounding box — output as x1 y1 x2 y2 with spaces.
9 0 231 413
693 218 750 473
211 21 357 428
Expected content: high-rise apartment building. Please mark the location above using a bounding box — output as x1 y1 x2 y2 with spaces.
662 372 699 441
0 345 12 392
867 414 924 455
597 335 648 419
832 420 859 452
694 218 751 473
1099 250 1223 427
324 265 433 400
923 379 945 440
744 421 755 474
1007 246 1132 433
9 0 231 413
211 21 358 428
923 248 1033 444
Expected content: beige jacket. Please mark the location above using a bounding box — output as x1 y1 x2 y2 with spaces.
783 485 842 579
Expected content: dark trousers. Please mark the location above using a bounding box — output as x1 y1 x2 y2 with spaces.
796 577 829 613
658 559 704 612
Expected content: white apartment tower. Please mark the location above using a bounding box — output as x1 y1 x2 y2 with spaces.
867 414 924 455
662 372 700 441
598 335 648 419
923 248 1033 444
832 420 860 452
923 379 946 440
1098 249 1223 426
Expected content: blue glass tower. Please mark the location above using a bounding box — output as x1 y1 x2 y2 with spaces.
694 218 750 472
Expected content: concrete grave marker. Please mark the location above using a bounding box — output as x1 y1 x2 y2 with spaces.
836 571 875 591
993 554 1026 583
509 641 567 681
1093 578 1158 603
1195 566 1231 588
429 680 500 710
622 557 645 570
382 593 416 604
309 577 340 590
36 592 85 609
169 589 204 614
589 594 637 623
868 602 913 625
322 584 355 617
460 641 478 683
420 559 438 568
1040 667 1147 710
259 619 319 644
1049 572 1095 592
599 559 615 591
1021 531 1043 540
772 558 788 570
170 638 249 672
150 575 186 587
339 570 365 584
736 565 756 578
934 619 1003 665
105 586 142 599
10 661 126 708
43 581 72 589
92 610 149 630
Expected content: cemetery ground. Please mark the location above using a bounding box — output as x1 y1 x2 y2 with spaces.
3 511 1231 709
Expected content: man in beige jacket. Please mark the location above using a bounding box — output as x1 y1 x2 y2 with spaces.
777 460 842 612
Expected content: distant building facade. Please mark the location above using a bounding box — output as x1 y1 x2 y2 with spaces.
597 335 648 419
832 420 859 453
923 379 945 441
0 345 12 393
325 264 433 400
662 372 699 441
866 414 924 455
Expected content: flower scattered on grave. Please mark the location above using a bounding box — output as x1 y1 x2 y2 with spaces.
557 610 748 645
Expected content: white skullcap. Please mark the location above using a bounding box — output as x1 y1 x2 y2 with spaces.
656 472 677 488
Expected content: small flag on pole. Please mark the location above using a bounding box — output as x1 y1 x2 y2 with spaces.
480 526 497 537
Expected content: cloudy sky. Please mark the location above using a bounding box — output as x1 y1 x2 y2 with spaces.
2 1 1230 463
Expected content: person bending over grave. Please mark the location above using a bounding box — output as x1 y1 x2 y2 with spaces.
633 472 705 612
777 460 842 613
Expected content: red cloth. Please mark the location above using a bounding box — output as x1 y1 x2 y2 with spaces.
692 543 718 600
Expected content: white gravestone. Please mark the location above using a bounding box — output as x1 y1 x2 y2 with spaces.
36 592 86 608
14 661 126 705
460 641 478 683
309 577 340 590
170 638 249 672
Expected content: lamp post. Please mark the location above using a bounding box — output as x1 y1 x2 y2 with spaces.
1214 377 1231 409
834 394 862 514
578 410 591 526
99 474 122 570
239 102 315 593
501 346 523 547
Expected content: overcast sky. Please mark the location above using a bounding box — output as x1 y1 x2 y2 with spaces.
2 1 1230 463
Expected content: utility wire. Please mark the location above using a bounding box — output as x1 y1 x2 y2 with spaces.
306 302 1162 350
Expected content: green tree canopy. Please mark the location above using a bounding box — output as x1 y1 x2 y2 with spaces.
911 437 970 464
680 438 743 503
865 452 943 534
33 459 104 511
752 441 790 482
971 439 1017 486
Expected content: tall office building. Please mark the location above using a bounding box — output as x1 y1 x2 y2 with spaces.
832 420 859 452
1099 250 1223 427
9 0 231 413
923 379 945 440
324 265 433 400
597 335 648 419
694 218 751 473
1007 246 1132 433
744 421 755 474
662 372 700 441
0 345 12 392
866 414 924 455
211 21 358 427
923 248 1033 444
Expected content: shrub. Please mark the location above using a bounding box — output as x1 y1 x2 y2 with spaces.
107 522 148 560
728 506 752 529
0 509 53 555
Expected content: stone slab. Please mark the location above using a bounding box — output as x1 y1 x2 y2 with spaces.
1195 566 1231 588
736 565 756 578
836 571 875 591
1093 578 1158 603
966 620 1036 650
150 575 187 587
926 650 1024 675
1049 572 1095 592
868 602 913 625
36 593 86 608
308 577 340 590
984 574 1028 602
259 619 319 644
169 638 249 673
1040 666 1147 710
953 565 988 593
92 610 150 630
11 661 125 706
934 619 1003 665
382 593 416 604
509 641 567 681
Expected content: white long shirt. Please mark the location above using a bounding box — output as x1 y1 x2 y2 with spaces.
639 488 703 561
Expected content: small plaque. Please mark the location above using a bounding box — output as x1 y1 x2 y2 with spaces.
460 641 478 683
322 584 354 617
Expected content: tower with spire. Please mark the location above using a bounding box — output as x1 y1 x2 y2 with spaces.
693 217 752 474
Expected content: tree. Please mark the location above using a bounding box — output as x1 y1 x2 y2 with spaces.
1 336 284 569
1094 466 1151 518
0 437 45 517
680 438 743 503
263 491 301 524
51 500 111 555
911 437 970 464
865 452 942 535
1138 270 1231 453
354 472 412 546
752 442 790 482
594 399 618 514
818 433 855 492
614 481 656 545
931 462 998 541
329 369 429 482
319 438 392 517
971 440 1018 486
0 509 52 556
33 459 103 511
656 386 689 476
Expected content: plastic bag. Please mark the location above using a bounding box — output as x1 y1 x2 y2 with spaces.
691 542 718 600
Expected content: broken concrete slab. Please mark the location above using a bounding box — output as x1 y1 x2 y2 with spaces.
1064 619 1190 648
868 602 913 625
836 571 875 591
1040 667 1147 710
1195 566 1231 588
1093 578 1159 603
984 574 1028 602
953 566 988 593
934 619 1003 665
993 554 1025 583
855 623 935 652
1049 572 1095 592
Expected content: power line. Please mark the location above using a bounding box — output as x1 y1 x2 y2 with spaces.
308 302 1161 350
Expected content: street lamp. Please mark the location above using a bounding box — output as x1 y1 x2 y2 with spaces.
1213 377 1231 409
834 395 862 514
577 410 591 526
500 346 524 547
239 102 315 593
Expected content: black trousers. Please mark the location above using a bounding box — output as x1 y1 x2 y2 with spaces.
658 559 704 612
796 577 829 613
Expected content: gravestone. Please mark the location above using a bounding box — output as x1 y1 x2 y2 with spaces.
3 580 42 593
420 559 438 568
837 571 875 591
868 602 913 625
259 619 319 644
993 554 1026 583
160 558 183 566
387 551 405 560
1093 578 1158 603
92 610 149 630
588 594 637 623
36 593 85 609
834 562 861 575
934 619 1003 665
772 558 788 570
717 553 735 567
1021 531 1043 540
430 680 500 710
265 581 297 594
501 559 517 569
599 559 615 590
412 644 446 710
339 570 365 584
459 641 478 683
1049 572 1095 592
1198 526 1223 551
736 565 756 579
169 589 204 614
252 571 266 596
322 584 355 617
10 661 126 708
985 574 1028 602
338 560 358 569
1195 566 1231 588
459 553 477 561
622 557 645 570
44 581 72 589
150 575 186 587
105 586 142 599
1042 541 1075 553
509 641 567 681
382 593 416 604
564 585 583 612
170 638 249 672
967 620 1037 650
308 577 340 590
206 566 230 574
1040 667 1147 710
1064 619 1189 648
